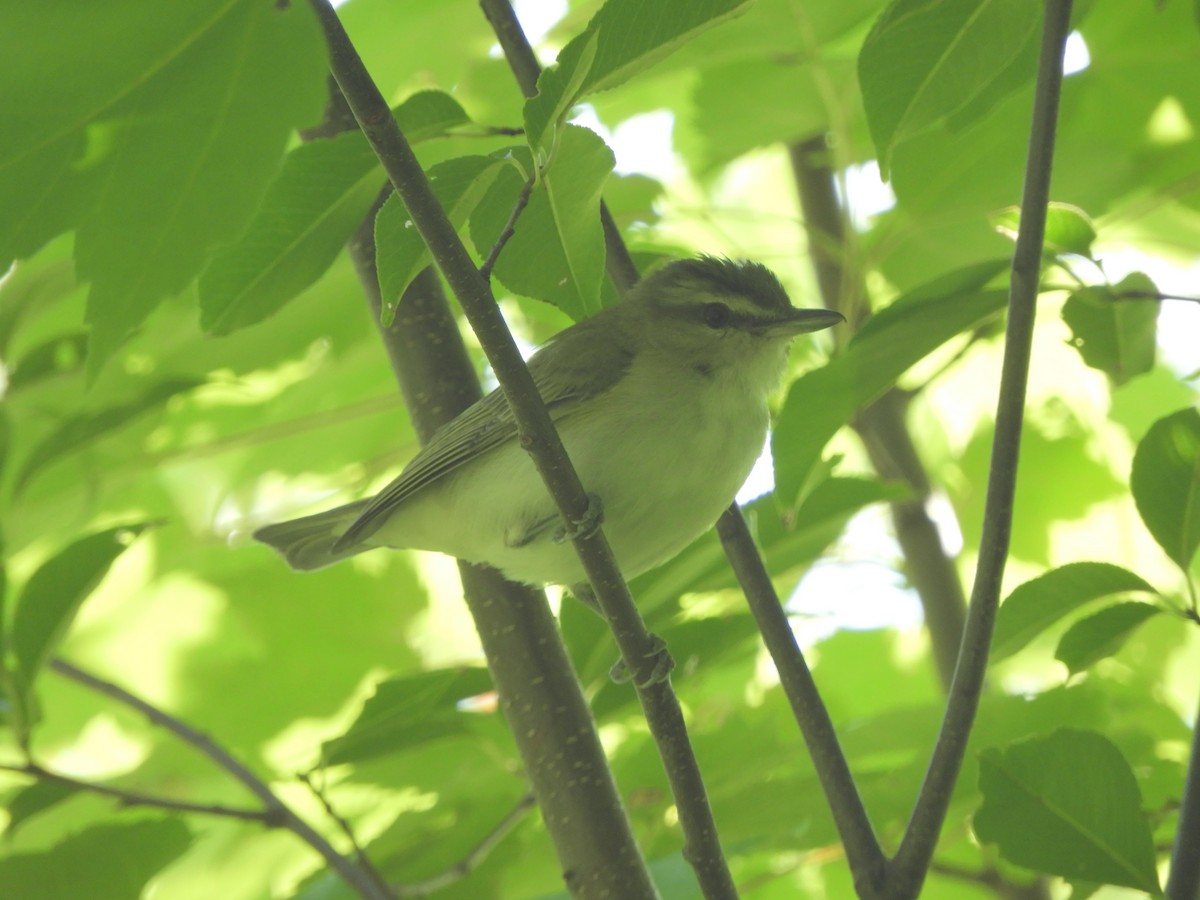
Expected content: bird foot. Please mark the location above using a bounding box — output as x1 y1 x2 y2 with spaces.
610 633 674 687
553 492 604 544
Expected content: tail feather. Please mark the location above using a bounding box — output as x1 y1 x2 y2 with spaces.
253 500 371 571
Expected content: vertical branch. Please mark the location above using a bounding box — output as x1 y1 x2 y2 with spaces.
343 176 658 898
888 3 1073 896
1166 686 1200 899
788 136 967 691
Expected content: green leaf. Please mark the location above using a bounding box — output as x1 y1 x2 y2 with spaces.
1054 602 1165 675
3 781 81 841
975 729 1160 893
321 667 495 766
470 125 613 320
563 0 752 98
525 32 600 160
993 562 1159 662
0 819 191 900
14 378 204 495
11 523 155 691
375 154 510 324
56 0 329 375
773 259 1010 508
1130 406 1200 572
859 0 1042 174
992 202 1099 257
199 91 469 335
1063 274 1159 387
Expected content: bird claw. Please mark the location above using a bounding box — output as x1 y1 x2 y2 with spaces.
553 492 604 544
610 633 674 687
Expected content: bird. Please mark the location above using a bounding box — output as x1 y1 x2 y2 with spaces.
253 256 843 588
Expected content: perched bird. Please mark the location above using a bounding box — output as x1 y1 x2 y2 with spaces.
254 257 842 587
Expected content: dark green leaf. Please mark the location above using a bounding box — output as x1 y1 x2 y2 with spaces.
470 126 613 320
859 0 1042 173
1054 602 1165 675
0 819 191 900
11 523 155 690
1063 273 1159 386
993 562 1159 662
376 155 510 324
6 331 88 392
54 0 329 375
14 378 204 495
561 0 752 98
321 667 495 766
199 91 469 335
774 260 1010 508
3 780 80 840
975 729 1159 892
1130 406 1200 571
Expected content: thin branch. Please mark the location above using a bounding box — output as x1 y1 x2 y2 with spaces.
0 762 273 824
716 508 887 894
472 3 734 895
1166 686 1200 899
479 173 536 281
299 770 394 899
49 659 393 900
314 10 662 897
888 4 1074 897
394 794 537 897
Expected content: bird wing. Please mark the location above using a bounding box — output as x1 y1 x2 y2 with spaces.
334 318 633 549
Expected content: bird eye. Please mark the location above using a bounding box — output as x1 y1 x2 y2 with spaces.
702 303 731 329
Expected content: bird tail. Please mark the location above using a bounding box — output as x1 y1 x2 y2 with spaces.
252 500 371 571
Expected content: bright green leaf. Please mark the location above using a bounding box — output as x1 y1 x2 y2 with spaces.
992 202 1099 257
11 523 155 691
524 32 600 160
1130 406 1200 572
321 667 495 766
859 0 1042 174
1063 273 1159 387
774 259 1010 508
14 378 204 495
470 125 613 320
1054 602 1165 675
3 781 80 841
975 729 1159 893
993 562 1159 662
376 154 510 323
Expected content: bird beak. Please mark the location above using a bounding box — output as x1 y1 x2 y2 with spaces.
766 307 845 336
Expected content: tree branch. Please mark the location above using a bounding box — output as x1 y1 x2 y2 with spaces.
469 3 736 894
888 3 1073 895
49 659 392 900
342 138 657 899
1166 685 1200 899
716 507 886 894
788 135 967 691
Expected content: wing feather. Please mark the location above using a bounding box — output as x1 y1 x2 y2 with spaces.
334 318 633 549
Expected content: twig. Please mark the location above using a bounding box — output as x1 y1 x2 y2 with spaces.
0 762 274 824
716 508 886 894
479 174 536 281
299 770 394 898
394 794 536 897
50 659 393 900
478 0 640 294
888 4 1074 896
